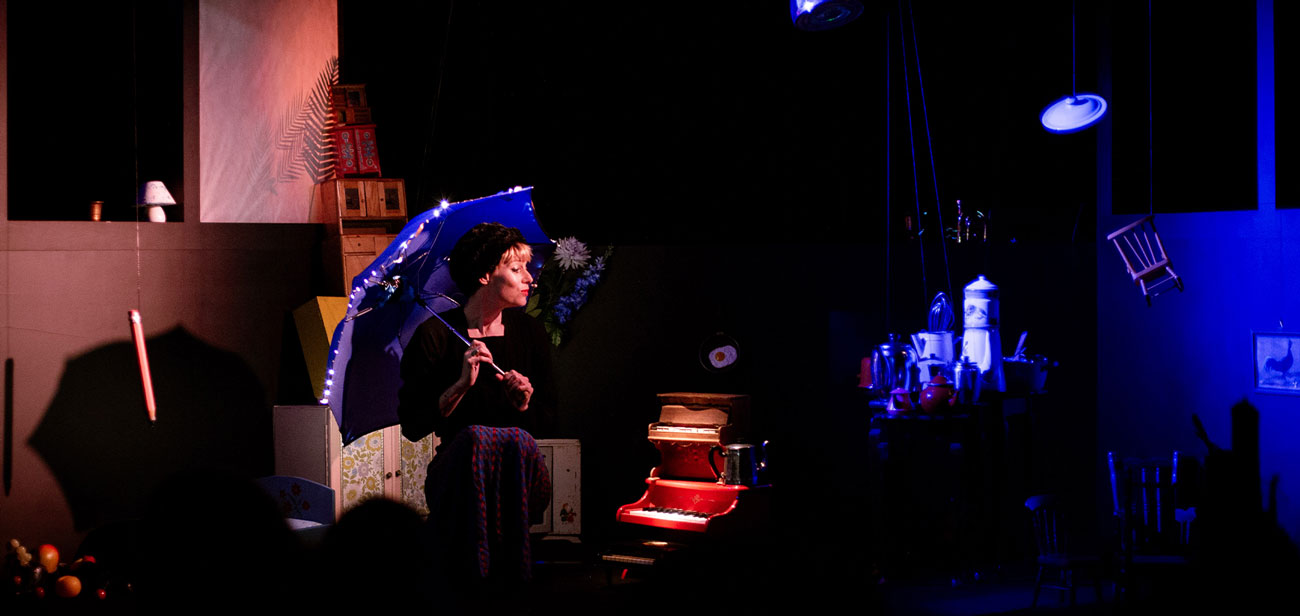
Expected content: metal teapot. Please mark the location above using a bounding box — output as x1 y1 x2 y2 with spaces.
871 333 920 394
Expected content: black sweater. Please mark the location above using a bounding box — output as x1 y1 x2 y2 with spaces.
396 307 556 449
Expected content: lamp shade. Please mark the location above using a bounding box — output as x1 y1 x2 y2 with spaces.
790 0 864 32
137 181 176 206
1040 93 1109 134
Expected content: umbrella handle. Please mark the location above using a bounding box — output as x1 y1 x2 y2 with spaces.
462 339 507 377
419 297 506 376
483 359 507 377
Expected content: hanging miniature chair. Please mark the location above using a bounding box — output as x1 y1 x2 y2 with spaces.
1106 214 1183 305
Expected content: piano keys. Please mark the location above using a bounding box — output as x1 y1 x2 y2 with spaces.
646 424 729 442
616 477 769 533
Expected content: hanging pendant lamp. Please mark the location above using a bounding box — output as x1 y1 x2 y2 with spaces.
1041 1 1108 133
1041 94 1108 133
790 0 864 32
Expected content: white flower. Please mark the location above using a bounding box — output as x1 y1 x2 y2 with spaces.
553 237 590 270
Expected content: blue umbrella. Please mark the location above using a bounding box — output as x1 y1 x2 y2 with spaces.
323 187 551 445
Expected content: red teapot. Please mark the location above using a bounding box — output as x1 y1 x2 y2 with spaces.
886 387 914 414
919 375 957 413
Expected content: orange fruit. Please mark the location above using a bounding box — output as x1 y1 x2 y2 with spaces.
55 575 81 598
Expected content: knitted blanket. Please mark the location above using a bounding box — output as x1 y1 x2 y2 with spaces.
428 425 551 580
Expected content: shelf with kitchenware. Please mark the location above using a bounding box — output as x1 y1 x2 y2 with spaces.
864 384 1050 419
894 199 994 244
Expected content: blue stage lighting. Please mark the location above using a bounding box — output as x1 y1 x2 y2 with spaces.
790 0 864 32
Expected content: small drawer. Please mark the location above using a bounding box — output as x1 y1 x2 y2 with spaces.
341 235 374 255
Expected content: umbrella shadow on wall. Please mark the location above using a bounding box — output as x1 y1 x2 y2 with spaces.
28 326 270 532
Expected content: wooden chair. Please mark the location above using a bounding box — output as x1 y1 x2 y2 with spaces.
1106 215 1183 305
1107 452 1198 603
1024 494 1104 608
254 475 335 528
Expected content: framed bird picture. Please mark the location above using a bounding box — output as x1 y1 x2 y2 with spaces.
1253 331 1300 395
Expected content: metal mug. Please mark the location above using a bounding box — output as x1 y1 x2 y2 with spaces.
710 441 768 486
954 357 982 405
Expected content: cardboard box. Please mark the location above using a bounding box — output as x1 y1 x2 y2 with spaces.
293 296 349 400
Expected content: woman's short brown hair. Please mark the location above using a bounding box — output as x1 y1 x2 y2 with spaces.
448 222 528 297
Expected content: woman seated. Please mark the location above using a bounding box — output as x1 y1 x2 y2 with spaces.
397 222 556 586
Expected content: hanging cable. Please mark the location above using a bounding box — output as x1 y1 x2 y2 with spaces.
896 0 929 308
129 4 156 424
884 8 892 333
416 0 456 212
131 2 142 310
906 0 953 302
1148 0 1154 216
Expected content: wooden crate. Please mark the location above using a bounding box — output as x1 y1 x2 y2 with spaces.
331 84 368 109
332 106 373 125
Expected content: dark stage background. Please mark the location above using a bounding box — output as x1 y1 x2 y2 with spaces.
337 0 1100 245
3 0 1297 588
331 0 1105 571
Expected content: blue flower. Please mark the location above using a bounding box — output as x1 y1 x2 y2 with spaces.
553 302 573 325
534 242 610 344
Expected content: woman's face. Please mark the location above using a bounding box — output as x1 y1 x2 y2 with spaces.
480 246 533 308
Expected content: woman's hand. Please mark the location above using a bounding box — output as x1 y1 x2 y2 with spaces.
441 341 492 417
460 340 493 387
498 370 533 411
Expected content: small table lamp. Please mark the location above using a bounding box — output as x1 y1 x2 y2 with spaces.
137 181 176 222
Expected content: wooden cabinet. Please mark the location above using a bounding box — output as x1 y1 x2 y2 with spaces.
341 233 399 290
532 439 582 538
314 178 408 293
368 178 407 218
272 405 439 520
320 178 367 219
316 177 406 221
273 405 581 537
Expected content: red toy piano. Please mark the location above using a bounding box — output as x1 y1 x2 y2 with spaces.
616 393 771 535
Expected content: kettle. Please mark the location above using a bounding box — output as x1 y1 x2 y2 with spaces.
710 442 769 486
871 334 920 394
913 330 959 381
